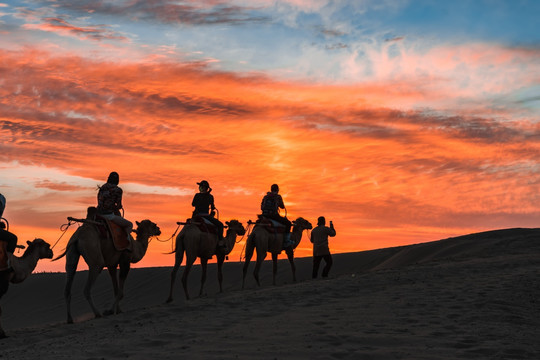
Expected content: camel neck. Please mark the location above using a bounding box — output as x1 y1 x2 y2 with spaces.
130 233 150 263
9 251 40 283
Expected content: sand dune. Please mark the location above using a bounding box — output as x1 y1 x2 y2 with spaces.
1 228 540 359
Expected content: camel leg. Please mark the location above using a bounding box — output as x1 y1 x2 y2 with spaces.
182 255 196 300
199 258 208 297
217 254 225 293
106 266 119 315
167 236 185 303
83 265 103 319
272 253 279 286
253 248 267 287
242 239 255 289
115 262 130 314
64 247 80 324
285 247 297 282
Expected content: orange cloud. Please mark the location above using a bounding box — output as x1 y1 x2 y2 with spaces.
1 47 540 273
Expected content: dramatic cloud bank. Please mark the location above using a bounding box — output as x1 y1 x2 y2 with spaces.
1 0 539 271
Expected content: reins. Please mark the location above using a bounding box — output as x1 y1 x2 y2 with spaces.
155 222 181 253
51 218 79 251
235 221 252 244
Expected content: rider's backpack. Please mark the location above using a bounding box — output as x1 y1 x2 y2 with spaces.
261 194 278 214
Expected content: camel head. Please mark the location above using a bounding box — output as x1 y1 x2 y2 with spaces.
292 217 312 231
25 238 54 259
225 219 246 236
134 220 161 238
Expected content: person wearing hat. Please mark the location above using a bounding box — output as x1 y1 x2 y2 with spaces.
0 193 18 257
310 216 336 278
97 172 133 248
191 180 224 247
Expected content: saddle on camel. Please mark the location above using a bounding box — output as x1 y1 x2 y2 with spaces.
252 216 288 233
177 215 220 241
176 215 224 248
68 207 132 251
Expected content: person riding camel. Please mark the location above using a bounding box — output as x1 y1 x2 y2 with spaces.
260 184 292 246
0 194 18 271
191 180 225 248
96 172 133 249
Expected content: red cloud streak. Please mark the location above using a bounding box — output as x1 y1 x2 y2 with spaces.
1 48 539 272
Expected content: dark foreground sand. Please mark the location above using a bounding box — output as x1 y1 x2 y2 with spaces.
1 228 540 359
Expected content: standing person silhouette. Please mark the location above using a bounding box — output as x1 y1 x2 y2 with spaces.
310 216 336 278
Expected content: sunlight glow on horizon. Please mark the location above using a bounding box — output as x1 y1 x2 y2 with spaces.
1 0 539 272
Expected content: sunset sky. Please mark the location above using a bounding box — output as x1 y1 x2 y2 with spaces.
1 0 539 273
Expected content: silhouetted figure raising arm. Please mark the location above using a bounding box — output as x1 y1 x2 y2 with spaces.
310 216 336 278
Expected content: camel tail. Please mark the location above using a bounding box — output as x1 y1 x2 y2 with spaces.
52 232 79 261
52 240 74 261
52 248 67 261
242 231 256 263
170 227 187 255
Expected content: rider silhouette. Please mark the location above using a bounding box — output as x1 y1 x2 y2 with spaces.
260 184 292 245
97 172 133 248
191 180 224 247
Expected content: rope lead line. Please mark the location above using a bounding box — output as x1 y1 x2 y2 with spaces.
52 219 77 251
155 223 181 253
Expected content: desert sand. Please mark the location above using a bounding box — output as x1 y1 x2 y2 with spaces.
1 228 540 359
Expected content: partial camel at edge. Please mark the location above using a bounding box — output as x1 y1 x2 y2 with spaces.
0 239 53 338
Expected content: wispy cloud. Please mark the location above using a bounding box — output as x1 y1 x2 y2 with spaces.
22 16 129 41
26 0 271 26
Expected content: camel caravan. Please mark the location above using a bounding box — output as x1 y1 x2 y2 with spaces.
0 176 324 337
